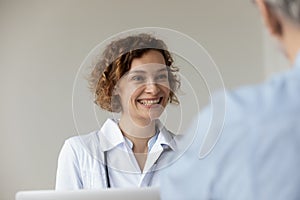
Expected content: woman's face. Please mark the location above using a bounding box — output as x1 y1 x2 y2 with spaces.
116 50 170 124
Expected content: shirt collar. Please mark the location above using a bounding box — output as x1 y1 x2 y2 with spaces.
124 132 159 152
98 118 125 152
98 118 177 152
155 120 177 151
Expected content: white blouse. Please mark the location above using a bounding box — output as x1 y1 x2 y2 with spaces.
55 118 177 190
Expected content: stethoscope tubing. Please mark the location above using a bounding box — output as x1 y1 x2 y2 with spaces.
103 148 168 188
104 151 111 188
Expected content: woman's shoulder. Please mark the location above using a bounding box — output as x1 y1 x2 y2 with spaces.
65 131 99 145
62 131 101 156
65 118 118 145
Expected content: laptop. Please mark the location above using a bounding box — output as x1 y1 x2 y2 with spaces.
16 187 160 200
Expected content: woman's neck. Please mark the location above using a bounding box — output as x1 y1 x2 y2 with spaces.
118 116 156 172
118 116 156 143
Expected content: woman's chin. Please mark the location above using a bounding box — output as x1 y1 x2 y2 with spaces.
149 109 164 120
135 111 163 123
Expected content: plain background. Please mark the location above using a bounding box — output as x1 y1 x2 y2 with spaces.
0 0 289 199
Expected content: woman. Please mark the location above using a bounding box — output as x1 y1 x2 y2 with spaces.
56 33 180 189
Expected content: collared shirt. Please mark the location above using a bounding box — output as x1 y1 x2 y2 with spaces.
160 52 300 200
55 118 176 190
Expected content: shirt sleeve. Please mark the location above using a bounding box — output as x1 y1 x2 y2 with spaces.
55 139 83 190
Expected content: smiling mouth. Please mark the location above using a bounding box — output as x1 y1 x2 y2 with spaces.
137 97 163 106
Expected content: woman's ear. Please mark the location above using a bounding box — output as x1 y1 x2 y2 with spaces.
256 0 283 39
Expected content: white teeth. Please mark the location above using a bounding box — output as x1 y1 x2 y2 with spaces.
139 99 160 106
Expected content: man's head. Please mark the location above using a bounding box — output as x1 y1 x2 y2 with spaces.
255 0 300 62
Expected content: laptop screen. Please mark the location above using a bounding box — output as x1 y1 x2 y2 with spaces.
16 187 160 200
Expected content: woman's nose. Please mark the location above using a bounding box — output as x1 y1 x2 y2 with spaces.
145 82 160 94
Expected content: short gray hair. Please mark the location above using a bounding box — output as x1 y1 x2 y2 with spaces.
266 0 300 22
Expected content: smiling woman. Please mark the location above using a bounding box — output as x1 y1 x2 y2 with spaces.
117 51 171 126
55 33 181 190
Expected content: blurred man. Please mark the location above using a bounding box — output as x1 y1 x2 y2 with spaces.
161 0 300 199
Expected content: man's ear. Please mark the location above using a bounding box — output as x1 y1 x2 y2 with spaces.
256 0 283 39
112 85 119 95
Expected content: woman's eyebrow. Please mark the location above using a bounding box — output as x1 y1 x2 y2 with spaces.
128 70 146 75
128 67 167 75
157 68 168 72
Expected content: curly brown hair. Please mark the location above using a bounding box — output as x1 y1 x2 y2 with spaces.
89 33 180 112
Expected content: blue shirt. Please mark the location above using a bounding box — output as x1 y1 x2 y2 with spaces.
160 53 300 200
56 118 177 190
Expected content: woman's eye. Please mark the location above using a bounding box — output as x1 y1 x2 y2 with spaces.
156 74 168 80
131 76 145 81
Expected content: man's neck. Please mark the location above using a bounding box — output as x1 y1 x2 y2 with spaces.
280 19 300 64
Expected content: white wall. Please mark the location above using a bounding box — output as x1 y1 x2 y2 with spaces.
0 1 263 199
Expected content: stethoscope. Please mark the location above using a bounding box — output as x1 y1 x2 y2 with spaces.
103 148 168 188
104 151 111 188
